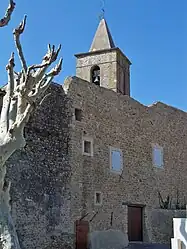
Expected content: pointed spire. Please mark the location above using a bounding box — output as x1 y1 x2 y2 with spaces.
89 18 115 52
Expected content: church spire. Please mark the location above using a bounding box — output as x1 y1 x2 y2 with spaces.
89 18 115 52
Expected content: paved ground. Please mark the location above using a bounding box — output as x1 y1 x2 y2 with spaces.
128 243 171 249
88 243 171 249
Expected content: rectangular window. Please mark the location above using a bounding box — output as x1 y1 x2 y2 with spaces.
110 147 123 174
84 141 91 154
82 137 93 156
94 192 102 206
152 145 163 168
75 108 82 121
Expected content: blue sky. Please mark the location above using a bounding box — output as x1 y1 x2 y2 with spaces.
0 0 187 110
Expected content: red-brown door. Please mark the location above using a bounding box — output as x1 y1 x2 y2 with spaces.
128 206 143 241
75 220 89 249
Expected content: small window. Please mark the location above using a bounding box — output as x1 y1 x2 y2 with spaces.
84 141 91 154
94 192 102 206
91 65 100 86
75 108 82 121
110 147 123 174
82 137 93 156
152 145 163 168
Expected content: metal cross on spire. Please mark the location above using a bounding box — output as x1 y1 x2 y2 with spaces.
99 0 105 20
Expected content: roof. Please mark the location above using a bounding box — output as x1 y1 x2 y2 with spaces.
89 18 115 52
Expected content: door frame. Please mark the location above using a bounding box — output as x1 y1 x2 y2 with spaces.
128 204 145 242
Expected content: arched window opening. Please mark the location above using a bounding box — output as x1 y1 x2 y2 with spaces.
91 65 100 86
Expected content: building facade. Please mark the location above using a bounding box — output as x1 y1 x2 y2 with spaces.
4 18 187 248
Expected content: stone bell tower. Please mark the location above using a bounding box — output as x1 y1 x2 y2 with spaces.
75 18 131 96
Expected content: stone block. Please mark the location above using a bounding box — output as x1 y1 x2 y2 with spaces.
88 229 129 249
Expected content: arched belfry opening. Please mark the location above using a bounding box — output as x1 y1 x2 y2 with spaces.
91 65 100 86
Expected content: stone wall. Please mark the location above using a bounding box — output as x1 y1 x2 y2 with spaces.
116 49 130 95
2 73 187 247
4 84 73 249
145 208 186 244
64 76 187 241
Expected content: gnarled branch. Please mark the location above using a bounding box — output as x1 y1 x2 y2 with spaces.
0 0 15 27
0 53 15 135
13 15 27 73
0 16 62 151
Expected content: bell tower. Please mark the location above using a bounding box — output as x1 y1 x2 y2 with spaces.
75 18 131 96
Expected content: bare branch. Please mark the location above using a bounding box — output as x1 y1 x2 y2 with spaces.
34 44 62 82
29 63 50 71
39 57 62 87
6 52 15 95
47 57 63 77
15 55 62 131
21 46 62 96
29 58 62 101
6 53 15 127
8 72 22 128
0 0 15 27
43 44 61 63
13 15 27 73
0 17 62 168
0 53 15 133
38 92 51 106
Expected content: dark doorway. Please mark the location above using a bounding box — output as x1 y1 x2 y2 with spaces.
128 205 143 241
75 220 89 249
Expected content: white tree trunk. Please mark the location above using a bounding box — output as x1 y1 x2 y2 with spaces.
0 183 21 249
0 161 19 249
0 135 25 249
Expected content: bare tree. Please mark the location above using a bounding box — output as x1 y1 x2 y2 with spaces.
0 0 15 27
0 4 62 249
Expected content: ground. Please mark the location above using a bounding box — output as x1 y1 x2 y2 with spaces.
128 243 170 249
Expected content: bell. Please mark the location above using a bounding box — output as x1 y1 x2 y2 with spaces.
94 76 99 83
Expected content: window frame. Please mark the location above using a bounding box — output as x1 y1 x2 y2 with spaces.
82 136 93 157
152 144 164 168
109 147 123 174
94 191 103 206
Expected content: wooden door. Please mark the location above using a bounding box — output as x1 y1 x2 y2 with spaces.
128 206 143 241
75 220 89 249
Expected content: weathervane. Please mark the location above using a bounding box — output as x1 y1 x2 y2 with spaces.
99 0 105 20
